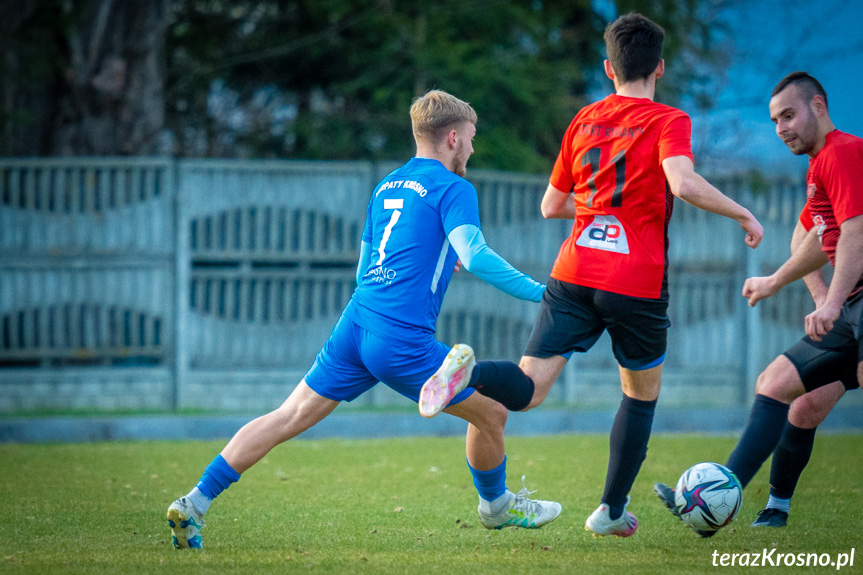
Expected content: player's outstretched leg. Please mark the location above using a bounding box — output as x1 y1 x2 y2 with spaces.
478 476 562 529
584 496 638 537
167 496 205 549
653 483 716 538
419 344 475 418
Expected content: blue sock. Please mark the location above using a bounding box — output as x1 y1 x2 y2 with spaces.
468 456 507 503
196 454 241 499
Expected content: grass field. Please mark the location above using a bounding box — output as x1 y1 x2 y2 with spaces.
1 433 860 574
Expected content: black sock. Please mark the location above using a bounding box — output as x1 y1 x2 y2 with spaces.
725 394 790 489
468 360 535 411
769 421 816 499
602 394 657 520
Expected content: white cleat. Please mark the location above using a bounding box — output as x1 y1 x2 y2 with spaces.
478 477 562 529
167 497 205 549
585 496 638 537
418 344 476 418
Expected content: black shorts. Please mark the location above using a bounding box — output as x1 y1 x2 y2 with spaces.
784 292 863 392
524 278 670 370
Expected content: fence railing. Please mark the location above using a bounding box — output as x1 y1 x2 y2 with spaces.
0 157 843 412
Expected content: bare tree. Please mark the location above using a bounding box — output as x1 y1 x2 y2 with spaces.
1 0 169 156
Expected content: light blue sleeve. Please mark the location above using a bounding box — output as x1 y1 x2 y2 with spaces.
448 224 545 302
356 240 372 285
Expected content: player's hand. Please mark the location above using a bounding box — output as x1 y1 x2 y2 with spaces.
740 215 764 249
742 275 779 307
454 259 462 273
805 302 841 342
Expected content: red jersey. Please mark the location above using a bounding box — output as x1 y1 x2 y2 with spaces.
801 129 863 297
549 94 693 299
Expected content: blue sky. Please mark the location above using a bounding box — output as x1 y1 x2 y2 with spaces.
700 0 863 172
594 0 863 174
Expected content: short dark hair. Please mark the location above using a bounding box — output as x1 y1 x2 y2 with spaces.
772 71 828 110
603 13 665 83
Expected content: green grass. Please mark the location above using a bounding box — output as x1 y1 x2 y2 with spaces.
1 434 860 574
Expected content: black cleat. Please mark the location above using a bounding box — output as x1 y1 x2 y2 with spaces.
751 508 788 528
653 482 717 538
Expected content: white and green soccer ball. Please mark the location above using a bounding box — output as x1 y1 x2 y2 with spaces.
674 462 743 532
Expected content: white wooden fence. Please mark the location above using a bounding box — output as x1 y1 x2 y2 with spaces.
0 158 848 412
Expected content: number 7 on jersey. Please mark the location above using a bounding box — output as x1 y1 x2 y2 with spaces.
377 198 404 265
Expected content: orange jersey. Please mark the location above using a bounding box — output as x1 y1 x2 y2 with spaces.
549 94 693 299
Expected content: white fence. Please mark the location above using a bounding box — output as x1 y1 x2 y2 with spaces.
0 158 847 412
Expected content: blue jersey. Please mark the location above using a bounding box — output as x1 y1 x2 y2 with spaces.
345 158 481 342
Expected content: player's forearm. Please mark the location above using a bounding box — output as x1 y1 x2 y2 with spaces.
467 248 546 302
824 216 863 307
790 224 829 305
673 171 754 223
449 224 545 302
772 229 829 290
802 270 829 307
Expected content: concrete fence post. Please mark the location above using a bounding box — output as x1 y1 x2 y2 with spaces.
172 160 190 411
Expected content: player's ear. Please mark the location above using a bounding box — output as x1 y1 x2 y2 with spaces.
603 59 615 81
654 59 665 80
446 128 458 150
810 94 827 117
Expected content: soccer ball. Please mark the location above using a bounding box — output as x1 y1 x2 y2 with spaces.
674 462 743 532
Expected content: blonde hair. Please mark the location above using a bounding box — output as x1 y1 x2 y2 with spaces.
410 90 477 143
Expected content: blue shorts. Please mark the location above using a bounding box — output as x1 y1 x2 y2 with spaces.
304 313 476 404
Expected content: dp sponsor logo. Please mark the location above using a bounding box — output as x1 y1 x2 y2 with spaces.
577 215 630 254
588 224 622 242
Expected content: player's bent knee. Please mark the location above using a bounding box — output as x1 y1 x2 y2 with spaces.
788 401 829 428
619 363 662 402
449 393 509 431
484 400 509 427
753 356 805 402
754 373 796 403
518 355 565 410
788 381 844 428
469 406 508 436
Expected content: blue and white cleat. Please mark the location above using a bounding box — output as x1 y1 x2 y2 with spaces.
478 476 562 529
167 497 205 549
419 344 476 418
